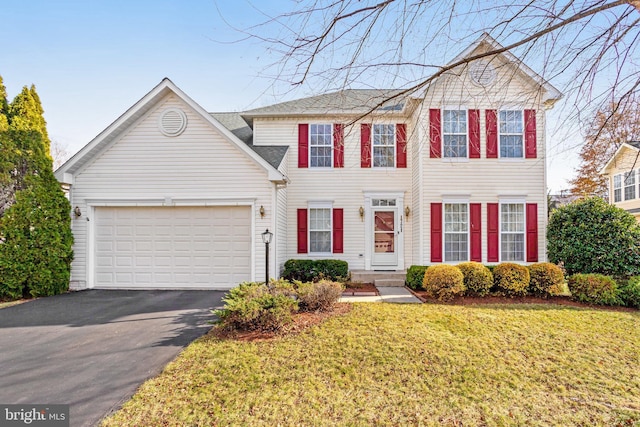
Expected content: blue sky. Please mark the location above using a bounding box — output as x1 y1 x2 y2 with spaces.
1 0 582 192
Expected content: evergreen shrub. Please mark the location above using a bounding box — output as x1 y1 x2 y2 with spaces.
567 274 619 306
493 263 530 296
405 265 428 290
281 259 348 282
422 264 465 301
528 262 565 297
457 262 493 296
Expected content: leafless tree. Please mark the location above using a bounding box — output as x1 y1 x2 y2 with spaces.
50 139 70 170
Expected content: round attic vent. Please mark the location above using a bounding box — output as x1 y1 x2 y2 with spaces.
159 108 187 136
469 60 496 86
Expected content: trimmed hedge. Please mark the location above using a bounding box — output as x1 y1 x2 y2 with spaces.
618 277 640 308
528 262 565 297
457 262 493 296
406 265 428 290
567 274 619 306
422 264 465 302
281 259 348 282
493 263 530 296
296 280 344 312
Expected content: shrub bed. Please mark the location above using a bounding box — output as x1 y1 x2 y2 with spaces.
457 262 493 296
493 263 530 296
281 259 348 282
567 274 619 306
405 265 428 290
618 276 640 308
422 264 465 301
296 280 344 312
528 262 565 297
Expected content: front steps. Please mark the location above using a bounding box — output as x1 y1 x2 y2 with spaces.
350 270 406 287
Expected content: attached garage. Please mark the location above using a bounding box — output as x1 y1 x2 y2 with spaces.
94 206 251 289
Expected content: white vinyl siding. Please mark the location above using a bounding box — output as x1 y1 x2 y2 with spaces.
500 203 525 262
373 124 395 167
444 203 468 262
499 110 523 158
309 124 332 168
443 110 467 158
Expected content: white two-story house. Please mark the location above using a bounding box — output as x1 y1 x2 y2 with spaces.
55 34 562 290
601 141 640 221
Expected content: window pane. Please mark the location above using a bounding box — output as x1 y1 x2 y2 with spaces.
443 135 467 158
372 124 395 167
501 234 524 261
443 110 467 133
500 135 523 158
310 231 331 253
499 111 523 133
624 171 636 200
445 233 468 262
373 146 395 167
309 208 331 253
499 111 523 158
444 203 468 262
501 203 525 261
309 124 332 167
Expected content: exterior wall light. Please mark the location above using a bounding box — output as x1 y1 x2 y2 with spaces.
405 206 411 218
359 206 364 221
74 206 81 218
259 205 265 218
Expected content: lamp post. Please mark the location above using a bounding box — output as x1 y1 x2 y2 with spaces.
261 229 273 285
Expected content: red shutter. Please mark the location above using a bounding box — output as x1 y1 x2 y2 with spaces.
486 110 498 159
333 123 344 168
332 208 344 253
487 203 499 262
524 110 537 159
297 209 308 254
430 203 442 262
361 124 371 168
468 109 481 158
526 203 538 262
396 123 407 168
470 203 482 262
298 124 309 168
429 109 441 158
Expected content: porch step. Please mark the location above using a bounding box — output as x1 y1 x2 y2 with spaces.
350 270 406 286
374 279 405 287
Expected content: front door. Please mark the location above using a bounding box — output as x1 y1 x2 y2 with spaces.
371 203 400 267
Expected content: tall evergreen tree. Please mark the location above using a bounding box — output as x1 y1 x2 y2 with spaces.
8 85 50 152
0 76 8 131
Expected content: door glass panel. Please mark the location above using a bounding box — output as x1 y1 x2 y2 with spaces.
374 211 395 253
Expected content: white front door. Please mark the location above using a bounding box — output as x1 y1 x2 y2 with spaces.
371 207 399 266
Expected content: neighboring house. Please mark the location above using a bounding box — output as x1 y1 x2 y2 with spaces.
601 141 640 220
549 190 579 211
55 33 562 290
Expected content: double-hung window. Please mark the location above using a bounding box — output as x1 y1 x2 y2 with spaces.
613 175 622 202
309 205 332 253
309 124 332 167
499 110 523 158
373 124 395 167
444 203 468 262
443 110 467 158
500 203 525 261
624 171 636 200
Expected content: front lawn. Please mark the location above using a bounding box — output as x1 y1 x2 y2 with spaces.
103 303 640 426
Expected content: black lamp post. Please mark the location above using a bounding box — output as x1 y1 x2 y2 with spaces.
261 229 273 285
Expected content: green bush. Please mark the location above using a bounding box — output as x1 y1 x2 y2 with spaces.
567 274 619 306
405 265 428 290
281 259 348 282
528 262 565 297
548 197 640 276
422 265 465 302
214 282 299 332
493 263 530 296
616 276 640 308
296 280 344 312
457 262 493 296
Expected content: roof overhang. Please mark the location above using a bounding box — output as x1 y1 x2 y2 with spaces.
600 143 640 175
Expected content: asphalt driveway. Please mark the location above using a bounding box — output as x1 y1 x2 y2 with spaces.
0 289 225 427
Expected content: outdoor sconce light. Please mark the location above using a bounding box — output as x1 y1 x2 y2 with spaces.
259 205 265 218
405 206 411 218
261 229 273 285
74 206 81 218
359 206 364 221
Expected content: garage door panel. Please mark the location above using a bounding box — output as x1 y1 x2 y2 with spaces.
95 206 251 289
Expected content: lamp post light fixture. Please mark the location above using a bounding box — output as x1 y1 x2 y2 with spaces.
261 229 273 285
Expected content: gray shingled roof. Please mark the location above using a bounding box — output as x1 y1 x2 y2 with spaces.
628 141 640 149
210 112 288 169
242 89 406 117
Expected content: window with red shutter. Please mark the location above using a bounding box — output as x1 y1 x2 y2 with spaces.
333 124 344 167
468 109 481 158
429 109 441 158
298 124 309 168
526 203 538 262
361 124 371 168
297 209 308 254
487 203 499 262
470 203 482 262
431 203 442 262
332 208 344 253
486 110 498 158
396 123 407 168
524 110 537 158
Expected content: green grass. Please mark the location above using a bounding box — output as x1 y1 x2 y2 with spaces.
103 303 640 426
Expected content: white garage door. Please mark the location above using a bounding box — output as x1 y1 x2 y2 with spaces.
94 206 251 289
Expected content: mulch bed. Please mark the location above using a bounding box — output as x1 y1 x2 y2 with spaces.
409 289 638 312
343 282 379 296
210 303 353 342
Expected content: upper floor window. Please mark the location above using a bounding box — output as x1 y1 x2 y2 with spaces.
444 203 468 262
499 110 523 158
373 124 395 167
309 124 332 167
501 203 525 261
443 110 467 158
614 175 622 202
624 171 636 201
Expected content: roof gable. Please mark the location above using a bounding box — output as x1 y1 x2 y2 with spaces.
601 142 640 174
55 79 287 183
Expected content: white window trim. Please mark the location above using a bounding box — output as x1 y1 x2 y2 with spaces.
613 174 623 203
498 109 525 160
309 123 333 169
442 200 470 263
307 201 333 255
498 200 526 263
623 170 637 201
441 108 469 159
372 123 396 168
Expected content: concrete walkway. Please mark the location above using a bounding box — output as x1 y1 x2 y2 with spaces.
340 286 422 303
